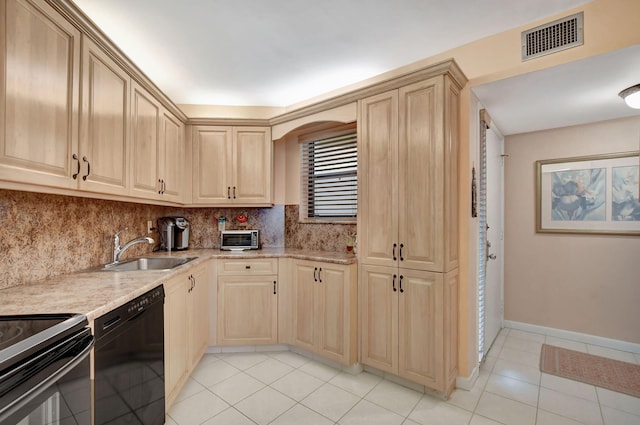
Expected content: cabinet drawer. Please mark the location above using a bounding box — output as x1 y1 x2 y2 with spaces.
217 258 278 275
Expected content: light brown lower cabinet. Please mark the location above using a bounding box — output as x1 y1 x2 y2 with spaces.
164 261 210 408
292 259 358 365
217 259 278 345
360 264 458 396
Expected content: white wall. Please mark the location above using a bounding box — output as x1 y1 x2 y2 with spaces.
504 116 640 344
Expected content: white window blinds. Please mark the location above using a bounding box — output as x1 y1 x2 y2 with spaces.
478 118 489 362
301 132 357 220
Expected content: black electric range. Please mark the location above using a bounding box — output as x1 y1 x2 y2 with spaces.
0 314 94 424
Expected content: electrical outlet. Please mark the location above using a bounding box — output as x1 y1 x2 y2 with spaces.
147 220 153 234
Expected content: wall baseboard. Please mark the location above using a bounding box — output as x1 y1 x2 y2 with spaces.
456 366 479 391
504 320 640 355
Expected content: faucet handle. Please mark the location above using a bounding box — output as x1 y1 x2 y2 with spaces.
114 227 128 246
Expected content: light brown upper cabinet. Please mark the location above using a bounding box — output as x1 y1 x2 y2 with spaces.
130 82 184 203
358 76 459 273
0 0 186 202
158 110 184 203
192 125 272 205
0 0 81 189
79 36 130 196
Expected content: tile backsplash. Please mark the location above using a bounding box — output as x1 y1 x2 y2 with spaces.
0 190 169 289
0 190 284 290
0 191 355 290
185 206 284 249
285 204 356 253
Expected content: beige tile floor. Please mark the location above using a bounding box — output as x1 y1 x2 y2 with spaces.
166 328 640 425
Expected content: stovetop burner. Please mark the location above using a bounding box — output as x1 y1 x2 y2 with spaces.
0 314 88 372
0 316 71 351
0 326 24 351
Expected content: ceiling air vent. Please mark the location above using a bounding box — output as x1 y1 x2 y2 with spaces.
521 12 584 61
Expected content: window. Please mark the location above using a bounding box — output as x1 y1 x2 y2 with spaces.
300 124 357 222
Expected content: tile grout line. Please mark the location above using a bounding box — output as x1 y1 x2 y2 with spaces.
594 385 605 425
177 326 640 425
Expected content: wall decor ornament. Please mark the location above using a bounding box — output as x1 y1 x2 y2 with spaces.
471 165 478 218
536 151 640 235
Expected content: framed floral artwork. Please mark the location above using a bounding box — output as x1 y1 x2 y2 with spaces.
536 151 640 235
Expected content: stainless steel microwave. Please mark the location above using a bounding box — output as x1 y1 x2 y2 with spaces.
221 230 260 250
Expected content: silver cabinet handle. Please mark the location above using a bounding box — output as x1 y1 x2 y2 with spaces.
158 179 163 194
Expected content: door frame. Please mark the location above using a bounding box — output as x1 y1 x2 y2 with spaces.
477 108 505 363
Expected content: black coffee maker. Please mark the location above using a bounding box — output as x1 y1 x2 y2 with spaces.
157 217 190 251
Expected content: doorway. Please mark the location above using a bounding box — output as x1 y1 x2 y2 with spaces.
478 110 505 362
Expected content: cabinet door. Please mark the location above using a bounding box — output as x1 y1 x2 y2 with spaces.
317 264 353 364
217 275 277 345
188 263 210 370
292 260 316 352
360 264 397 374
0 0 80 189
397 268 443 388
277 258 293 345
443 269 459 394
233 127 272 204
159 109 184 202
358 91 399 268
164 274 189 408
192 126 232 204
79 36 129 195
130 82 161 199
398 78 443 271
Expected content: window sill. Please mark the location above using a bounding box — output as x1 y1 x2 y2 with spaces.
298 217 357 225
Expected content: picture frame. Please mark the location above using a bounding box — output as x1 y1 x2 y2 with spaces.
535 151 640 235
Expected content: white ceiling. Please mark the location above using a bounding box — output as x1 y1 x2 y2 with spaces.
72 0 639 134
473 44 640 135
73 0 591 106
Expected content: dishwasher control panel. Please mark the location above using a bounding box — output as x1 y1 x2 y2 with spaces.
126 286 164 314
94 285 164 339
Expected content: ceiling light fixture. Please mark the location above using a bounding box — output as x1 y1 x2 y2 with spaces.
618 84 640 109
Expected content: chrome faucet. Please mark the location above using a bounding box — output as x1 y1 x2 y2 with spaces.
111 228 154 264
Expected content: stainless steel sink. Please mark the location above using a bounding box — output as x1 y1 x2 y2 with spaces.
101 257 197 271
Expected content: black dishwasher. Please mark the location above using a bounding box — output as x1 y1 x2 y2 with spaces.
94 285 165 425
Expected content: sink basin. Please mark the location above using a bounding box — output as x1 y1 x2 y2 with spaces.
101 257 197 271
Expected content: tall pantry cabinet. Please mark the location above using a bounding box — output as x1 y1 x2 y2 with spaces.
358 68 463 396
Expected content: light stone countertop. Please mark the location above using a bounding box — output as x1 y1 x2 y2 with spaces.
0 248 357 321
